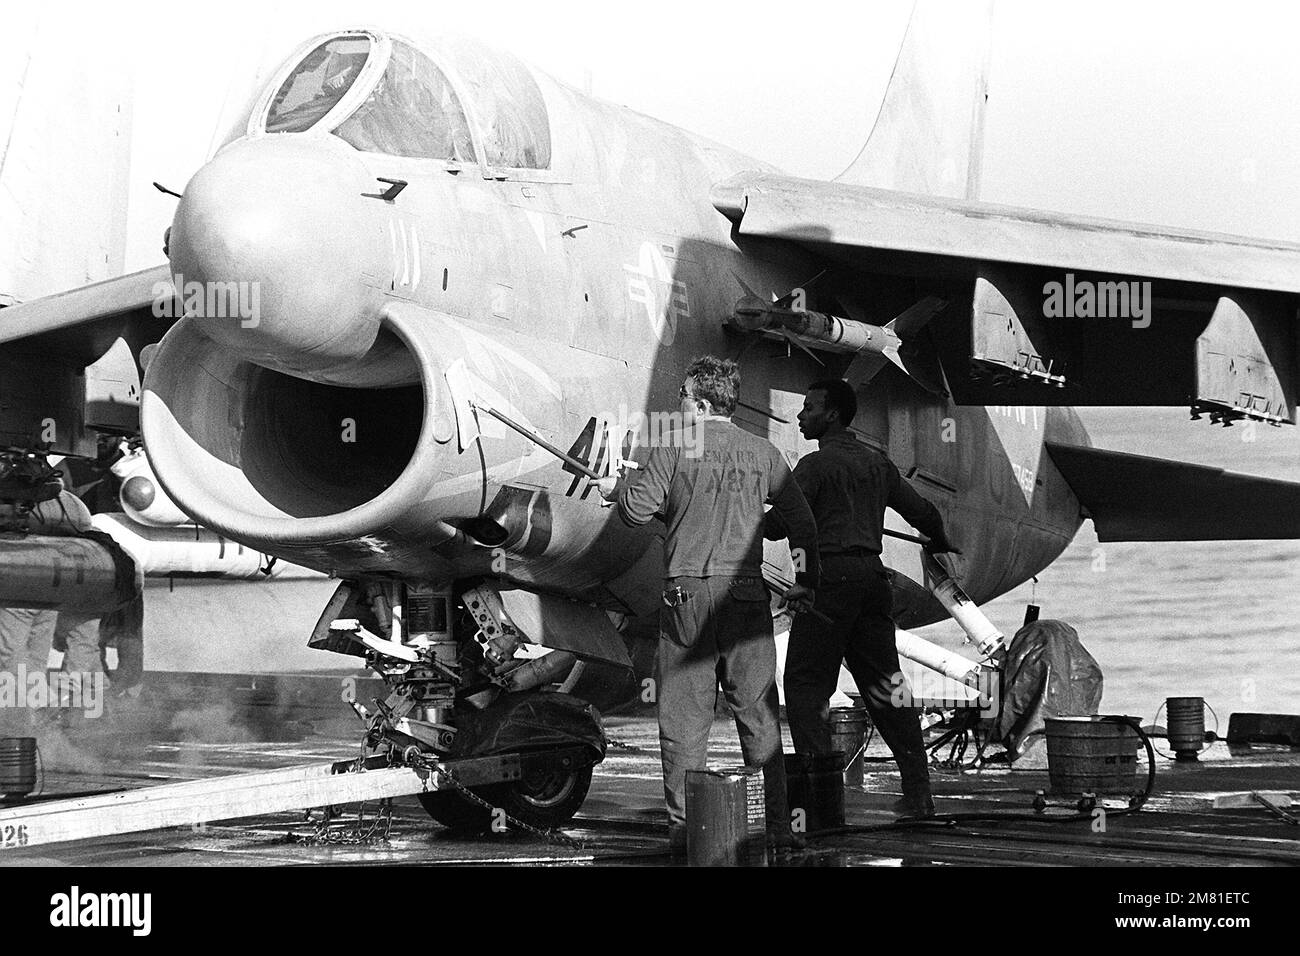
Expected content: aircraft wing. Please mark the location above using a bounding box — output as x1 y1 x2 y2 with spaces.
713 172 1300 418
1045 441 1300 541
0 265 173 366
2 266 176 454
711 173 1300 293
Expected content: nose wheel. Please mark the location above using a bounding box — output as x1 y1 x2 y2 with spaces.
418 763 593 832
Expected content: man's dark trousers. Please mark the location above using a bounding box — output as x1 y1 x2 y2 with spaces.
657 574 789 833
784 554 931 804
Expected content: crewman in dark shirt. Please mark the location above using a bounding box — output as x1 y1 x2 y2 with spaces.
769 378 958 818
599 356 820 850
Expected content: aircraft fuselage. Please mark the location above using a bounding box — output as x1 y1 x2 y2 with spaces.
143 30 1089 629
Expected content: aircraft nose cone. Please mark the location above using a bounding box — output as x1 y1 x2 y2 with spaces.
168 135 383 373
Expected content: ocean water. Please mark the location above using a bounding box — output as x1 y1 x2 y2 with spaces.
914 407 1300 726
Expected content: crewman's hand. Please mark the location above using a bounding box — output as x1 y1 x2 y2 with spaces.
923 534 962 556
780 584 816 615
595 476 620 502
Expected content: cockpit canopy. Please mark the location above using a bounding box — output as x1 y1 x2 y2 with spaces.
257 31 551 170
264 35 372 135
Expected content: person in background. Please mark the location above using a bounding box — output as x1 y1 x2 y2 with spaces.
63 440 145 697
0 481 105 707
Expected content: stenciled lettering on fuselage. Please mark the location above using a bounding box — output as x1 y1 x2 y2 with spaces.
987 405 1044 505
624 241 689 345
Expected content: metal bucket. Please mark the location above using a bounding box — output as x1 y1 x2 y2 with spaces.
1166 697 1206 761
0 738 37 800
685 767 767 867
829 706 870 786
1044 717 1140 794
785 752 845 832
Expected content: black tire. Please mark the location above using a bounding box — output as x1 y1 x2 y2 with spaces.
417 790 495 832
418 765 593 832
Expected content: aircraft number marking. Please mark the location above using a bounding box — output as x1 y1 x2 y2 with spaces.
563 418 605 498
562 417 635 498
1 824 29 849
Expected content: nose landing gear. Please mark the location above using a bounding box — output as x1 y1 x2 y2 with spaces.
311 580 606 835
418 756 594 832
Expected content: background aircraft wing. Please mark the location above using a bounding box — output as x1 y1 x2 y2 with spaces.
2 267 176 454
1045 440 1300 541
0 265 173 366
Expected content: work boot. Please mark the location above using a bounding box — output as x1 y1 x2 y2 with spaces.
890 794 936 819
894 757 935 818
767 825 808 853
870 701 935 818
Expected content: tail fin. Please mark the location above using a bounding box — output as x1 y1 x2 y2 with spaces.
0 12 134 302
836 0 994 199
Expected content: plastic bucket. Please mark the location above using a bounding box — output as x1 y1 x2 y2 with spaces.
1044 717 1140 794
829 706 870 786
1166 697 1206 761
0 738 37 800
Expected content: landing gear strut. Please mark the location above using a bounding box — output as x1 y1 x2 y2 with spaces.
310 580 606 834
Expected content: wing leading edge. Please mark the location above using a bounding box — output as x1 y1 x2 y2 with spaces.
0 265 173 365
712 172 1300 295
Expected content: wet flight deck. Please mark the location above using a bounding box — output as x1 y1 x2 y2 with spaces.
1 674 1297 867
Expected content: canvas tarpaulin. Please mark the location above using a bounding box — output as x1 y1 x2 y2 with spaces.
995 619 1104 761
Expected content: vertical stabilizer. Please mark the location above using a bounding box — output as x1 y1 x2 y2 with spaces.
0 13 134 302
836 0 993 199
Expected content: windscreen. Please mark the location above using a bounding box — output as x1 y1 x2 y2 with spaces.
265 35 374 134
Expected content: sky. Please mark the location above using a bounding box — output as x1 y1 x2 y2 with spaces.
11 0 1296 272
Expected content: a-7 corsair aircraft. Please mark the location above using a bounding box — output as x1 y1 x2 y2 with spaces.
3 6 1299 828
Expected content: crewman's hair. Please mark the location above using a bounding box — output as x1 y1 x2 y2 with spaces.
808 379 857 426
685 356 741 416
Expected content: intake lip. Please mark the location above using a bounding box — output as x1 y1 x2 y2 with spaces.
140 303 454 550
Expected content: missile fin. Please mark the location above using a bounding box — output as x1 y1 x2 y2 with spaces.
780 330 825 367
889 295 948 337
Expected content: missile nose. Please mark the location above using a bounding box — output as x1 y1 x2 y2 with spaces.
120 475 155 511
168 135 383 374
